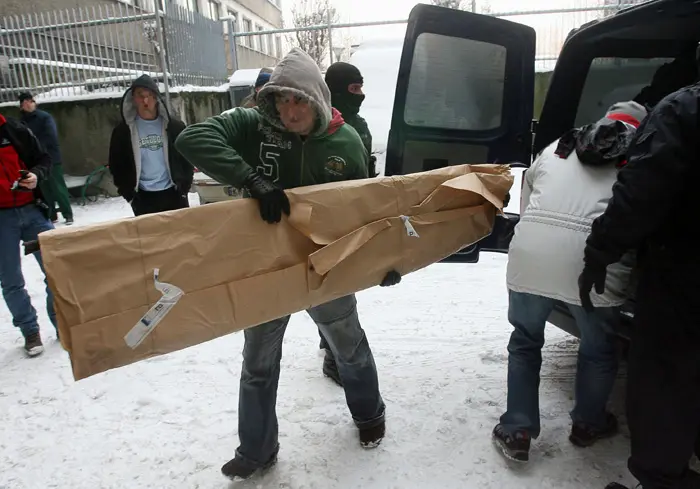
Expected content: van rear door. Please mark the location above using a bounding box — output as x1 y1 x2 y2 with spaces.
386 4 536 261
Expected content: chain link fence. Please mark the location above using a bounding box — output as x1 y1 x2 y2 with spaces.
0 0 228 104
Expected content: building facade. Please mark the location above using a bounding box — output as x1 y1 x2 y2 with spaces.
176 0 283 69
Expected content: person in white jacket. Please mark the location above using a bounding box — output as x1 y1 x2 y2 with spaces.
492 101 647 464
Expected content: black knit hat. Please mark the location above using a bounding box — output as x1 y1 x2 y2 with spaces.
325 62 363 94
18 92 34 104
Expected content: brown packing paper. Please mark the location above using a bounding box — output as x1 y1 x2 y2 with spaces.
40 164 513 380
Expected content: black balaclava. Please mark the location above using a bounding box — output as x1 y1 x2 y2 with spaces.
325 62 365 117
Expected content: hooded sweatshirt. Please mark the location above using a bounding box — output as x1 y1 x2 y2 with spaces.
506 101 647 308
175 48 369 190
108 75 192 201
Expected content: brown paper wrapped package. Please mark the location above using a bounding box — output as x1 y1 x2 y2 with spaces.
40 164 513 380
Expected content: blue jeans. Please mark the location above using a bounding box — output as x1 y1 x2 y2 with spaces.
0 205 57 338
500 290 619 438
235 294 385 468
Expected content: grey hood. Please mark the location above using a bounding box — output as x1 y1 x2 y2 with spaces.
257 48 332 137
120 74 170 126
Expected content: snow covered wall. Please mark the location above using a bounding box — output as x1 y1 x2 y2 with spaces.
0 90 232 179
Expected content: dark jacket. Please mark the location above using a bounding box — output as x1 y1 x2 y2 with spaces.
343 113 376 176
20 108 62 165
585 83 700 271
0 114 51 211
108 75 193 202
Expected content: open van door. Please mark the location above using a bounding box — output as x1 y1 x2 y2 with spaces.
385 3 536 262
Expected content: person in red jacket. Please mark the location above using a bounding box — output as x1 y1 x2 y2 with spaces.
0 113 57 357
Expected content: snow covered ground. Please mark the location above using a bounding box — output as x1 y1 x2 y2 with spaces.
0 195 636 489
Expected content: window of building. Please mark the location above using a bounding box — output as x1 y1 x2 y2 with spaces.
225 9 237 34
185 0 199 13
257 26 266 53
242 18 253 47
275 36 282 59
206 0 220 20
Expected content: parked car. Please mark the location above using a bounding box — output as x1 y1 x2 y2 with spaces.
191 168 243 204
386 0 699 339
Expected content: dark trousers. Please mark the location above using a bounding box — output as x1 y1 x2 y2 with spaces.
39 163 73 220
236 295 385 469
627 254 700 489
131 187 188 217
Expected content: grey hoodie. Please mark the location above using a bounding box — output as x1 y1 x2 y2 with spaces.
256 48 333 138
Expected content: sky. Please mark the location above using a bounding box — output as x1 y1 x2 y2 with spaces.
282 0 623 59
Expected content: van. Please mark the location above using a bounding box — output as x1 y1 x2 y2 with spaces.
385 0 700 338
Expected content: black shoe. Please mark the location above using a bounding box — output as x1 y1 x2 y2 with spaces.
221 452 277 481
24 333 45 357
492 424 530 463
322 350 343 387
570 413 618 448
360 421 385 449
65 217 74 225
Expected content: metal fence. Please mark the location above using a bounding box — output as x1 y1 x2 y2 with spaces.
0 0 228 104
229 0 651 72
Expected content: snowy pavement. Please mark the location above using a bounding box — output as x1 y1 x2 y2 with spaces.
0 196 634 489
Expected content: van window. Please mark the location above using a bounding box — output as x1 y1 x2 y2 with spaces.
404 32 507 131
574 57 674 127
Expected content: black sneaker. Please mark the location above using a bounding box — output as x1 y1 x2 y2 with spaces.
360 421 385 449
492 424 530 463
65 217 74 226
569 413 618 448
24 333 45 357
322 350 343 387
221 451 277 481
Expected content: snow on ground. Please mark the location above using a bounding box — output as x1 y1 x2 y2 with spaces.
0 197 636 489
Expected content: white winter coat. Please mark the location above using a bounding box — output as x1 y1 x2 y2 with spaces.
506 142 635 307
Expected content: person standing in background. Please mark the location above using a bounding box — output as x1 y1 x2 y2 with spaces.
0 112 57 357
325 62 377 177
239 68 273 108
108 74 193 216
19 92 74 225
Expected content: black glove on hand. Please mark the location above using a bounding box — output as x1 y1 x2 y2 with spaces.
380 270 401 287
244 172 290 224
578 263 607 313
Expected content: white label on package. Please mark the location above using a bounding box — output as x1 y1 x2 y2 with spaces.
400 215 420 238
124 269 184 350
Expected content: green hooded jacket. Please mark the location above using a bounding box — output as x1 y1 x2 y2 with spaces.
175 49 368 190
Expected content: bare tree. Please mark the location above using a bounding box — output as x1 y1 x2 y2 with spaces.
290 0 338 69
430 0 463 9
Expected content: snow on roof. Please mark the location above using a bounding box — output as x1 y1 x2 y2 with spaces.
229 68 267 86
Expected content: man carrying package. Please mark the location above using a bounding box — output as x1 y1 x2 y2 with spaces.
175 48 391 481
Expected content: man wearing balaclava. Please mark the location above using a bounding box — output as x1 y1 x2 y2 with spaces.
325 62 377 177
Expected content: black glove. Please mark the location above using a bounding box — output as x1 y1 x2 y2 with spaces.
380 270 401 287
244 172 290 224
578 263 607 313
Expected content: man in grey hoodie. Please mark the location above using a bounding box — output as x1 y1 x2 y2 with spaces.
176 48 389 482
108 75 193 216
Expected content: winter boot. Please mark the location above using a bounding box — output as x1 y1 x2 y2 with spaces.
360 421 385 449
322 350 343 387
492 424 530 463
221 451 278 481
24 333 44 357
569 412 618 448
